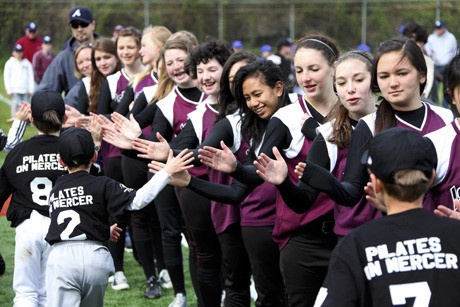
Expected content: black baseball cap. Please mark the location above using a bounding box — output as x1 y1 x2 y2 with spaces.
26 22 37 32
362 127 437 184
59 127 95 167
435 21 446 29
12 44 23 52
69 6 93 24
31 91 65 121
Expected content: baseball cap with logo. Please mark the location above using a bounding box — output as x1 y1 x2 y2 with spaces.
13 44 23 52
31 91 65 121
43 35 52 44
435 20 446 29
362 127 437 184
69 6 93 24
27 22 37 32
59 127 95 167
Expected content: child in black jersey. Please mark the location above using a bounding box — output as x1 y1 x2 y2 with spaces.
44 127 193 307
315 127 460 307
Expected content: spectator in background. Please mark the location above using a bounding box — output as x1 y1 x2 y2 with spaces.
424 20 458 108
112 25 123 41
276 37 294 89
36 6 99 95
259 44 273 60
402 22 435 103
231 40 244 52
15 22 42 63
3 44 35 117
32 35 55 84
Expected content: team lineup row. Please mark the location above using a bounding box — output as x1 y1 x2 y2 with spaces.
2 5 460 307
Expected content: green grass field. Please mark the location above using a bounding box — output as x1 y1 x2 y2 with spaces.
0 97 198 306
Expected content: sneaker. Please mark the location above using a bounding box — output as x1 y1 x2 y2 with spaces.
0 253 5 276
159 269 173 289
112 271 130 290
169 293 187 307
108 275 114 283
144 276 161 299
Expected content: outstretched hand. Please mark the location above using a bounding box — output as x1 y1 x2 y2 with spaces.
435 199 460 220
254 146 288 185
111 112 142 141
198 141 236 173
63 105 84 128
132 132 170 161
148 149 194 187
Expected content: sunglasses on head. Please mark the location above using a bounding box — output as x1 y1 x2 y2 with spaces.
70 21 90 29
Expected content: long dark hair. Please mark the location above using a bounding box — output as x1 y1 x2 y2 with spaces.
372 36 427 134
327 50 374 148
89 38 121 114
233 60 291 153
216 51 257 122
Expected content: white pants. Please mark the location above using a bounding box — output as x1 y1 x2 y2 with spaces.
13 210 51 307
46 241 115 307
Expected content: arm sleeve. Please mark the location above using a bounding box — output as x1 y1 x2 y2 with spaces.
133 100 156 128
319 239 367 307
149 109 174 142
301 117 320 139
128 91 147 115
170 120 199 150
64 80 82 108
0 164 14 211
127 169 171 210
3 119 27 152
97 80 113 115
231 117 291 186
276 133 329 213
172 117 235 165
114 86 135 116
301 121 372 206
75 84 89 114
187 175 254 205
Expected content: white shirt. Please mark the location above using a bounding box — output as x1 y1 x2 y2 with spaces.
425 30 458 66
3 57 35 94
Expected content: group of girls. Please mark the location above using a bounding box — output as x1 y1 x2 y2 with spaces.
64 21 459 307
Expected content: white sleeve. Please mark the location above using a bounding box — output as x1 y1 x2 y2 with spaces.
3 119 27 152
3 60 12 93
127 169 171 211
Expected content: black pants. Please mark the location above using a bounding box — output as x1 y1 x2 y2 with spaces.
122 155 165 278
242 226 286 307
155 185 188 294
177 187 223 307
105 157 128 273
279 219 337 307
219 223 252 307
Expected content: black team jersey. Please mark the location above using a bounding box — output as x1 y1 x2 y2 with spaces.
0 135 66 227
45 171 137 245
316 209 460 307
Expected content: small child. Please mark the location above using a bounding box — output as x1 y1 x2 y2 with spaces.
44 127 193 307
32 35 55 84
3 44 35 117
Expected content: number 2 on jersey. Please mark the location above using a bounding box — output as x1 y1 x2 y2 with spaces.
57 210 87 241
